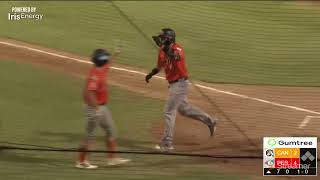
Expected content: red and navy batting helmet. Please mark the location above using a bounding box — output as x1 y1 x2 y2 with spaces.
91 49 110 67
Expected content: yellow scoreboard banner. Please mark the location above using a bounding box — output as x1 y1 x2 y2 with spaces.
274 148 300 158
291 148 300 158
275 148 292 158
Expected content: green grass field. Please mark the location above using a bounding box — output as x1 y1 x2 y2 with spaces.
0 59 249 180
1 1 320 86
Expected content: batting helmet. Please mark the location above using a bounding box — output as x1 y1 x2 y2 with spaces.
160 28 176 46
91 49 111 67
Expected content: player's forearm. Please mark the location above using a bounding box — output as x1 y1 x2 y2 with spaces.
163 46 180 61
150 67 159 76
145 67 160 83
110 44 121 62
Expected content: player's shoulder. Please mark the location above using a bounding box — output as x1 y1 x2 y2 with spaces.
102 63 110 71
173 43 183 51
88 68 98 80
89 67 97 75
88 67 102 78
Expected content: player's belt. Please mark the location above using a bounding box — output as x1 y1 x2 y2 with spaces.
169 77 188 84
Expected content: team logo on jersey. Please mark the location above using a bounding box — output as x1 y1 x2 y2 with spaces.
265 149 274 157
265 159 274 166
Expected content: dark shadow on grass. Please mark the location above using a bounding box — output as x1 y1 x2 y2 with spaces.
0 151 67 164
118 155 229 169
36 131 260 156
37 131 153 150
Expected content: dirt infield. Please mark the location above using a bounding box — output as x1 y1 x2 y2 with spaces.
1 38 319 179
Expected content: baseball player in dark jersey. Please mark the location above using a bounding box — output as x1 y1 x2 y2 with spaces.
145 28 217 152
75 48 130 169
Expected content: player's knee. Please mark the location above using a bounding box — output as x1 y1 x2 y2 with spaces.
86 122 96 139
100 123 115 138
164 110 175 118
178 106 186 115
178 104 190 115
105 129 116 139
85 131 95 139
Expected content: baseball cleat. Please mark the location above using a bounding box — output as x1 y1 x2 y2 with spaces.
154 144 174 153
208 120 217 137
75 160 98 169
107 157 131 166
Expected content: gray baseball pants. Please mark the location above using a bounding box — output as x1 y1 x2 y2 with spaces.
162 79 214 146
85 105 117 138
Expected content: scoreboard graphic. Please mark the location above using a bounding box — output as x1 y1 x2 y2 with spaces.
263 137 317 176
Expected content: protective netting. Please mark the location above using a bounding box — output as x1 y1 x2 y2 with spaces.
0 1 320 160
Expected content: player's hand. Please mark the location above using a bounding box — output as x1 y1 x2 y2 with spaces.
113 40 122 57
95 107 104 117
145 68 159 83
162 45 170 54
145 73 153 83
114 45 121 54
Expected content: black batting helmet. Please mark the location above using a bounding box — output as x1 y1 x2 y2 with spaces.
91 49 111 67
160 28 176 46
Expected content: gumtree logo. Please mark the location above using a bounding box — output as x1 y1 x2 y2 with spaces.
268 138 276 148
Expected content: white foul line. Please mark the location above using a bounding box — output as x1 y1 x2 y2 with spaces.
1 40 320 117
299 116 320 129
